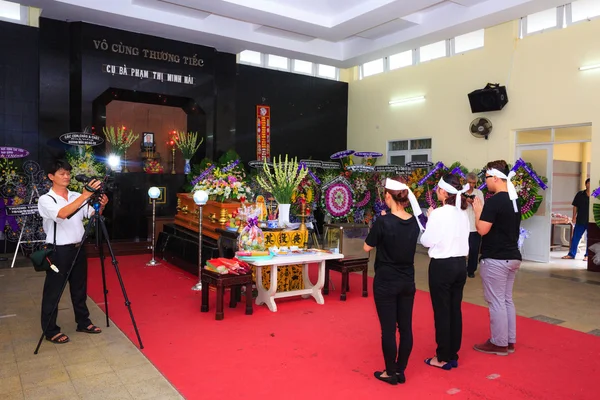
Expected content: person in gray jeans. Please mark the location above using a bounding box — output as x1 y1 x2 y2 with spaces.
472 160 522 356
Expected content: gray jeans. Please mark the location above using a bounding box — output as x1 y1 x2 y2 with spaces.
480 258 521 347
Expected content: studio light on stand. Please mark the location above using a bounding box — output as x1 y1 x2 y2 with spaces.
191 190 208 291
147 186 161 267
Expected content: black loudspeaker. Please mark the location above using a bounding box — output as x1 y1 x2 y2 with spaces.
468 83 508 113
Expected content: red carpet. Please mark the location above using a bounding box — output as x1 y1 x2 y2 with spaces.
88 256 599 399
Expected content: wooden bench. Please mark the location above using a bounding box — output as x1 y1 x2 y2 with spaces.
323 258 369 301
200 269 253 320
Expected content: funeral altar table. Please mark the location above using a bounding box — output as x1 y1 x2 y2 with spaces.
249 253 344 312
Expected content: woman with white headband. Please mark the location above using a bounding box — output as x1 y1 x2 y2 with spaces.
420 173 470 370
363 177 423 385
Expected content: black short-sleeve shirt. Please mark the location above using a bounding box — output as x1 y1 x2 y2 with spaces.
480 192 522 261
572 190 589 226
365 214 420 281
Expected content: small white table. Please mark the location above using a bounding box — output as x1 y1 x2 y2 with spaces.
250 253 344 312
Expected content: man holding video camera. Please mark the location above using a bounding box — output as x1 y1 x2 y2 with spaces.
37 159 108 344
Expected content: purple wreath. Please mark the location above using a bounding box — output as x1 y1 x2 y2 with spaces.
325 183 353 217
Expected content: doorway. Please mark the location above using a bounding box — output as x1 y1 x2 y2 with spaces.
516 124 591 265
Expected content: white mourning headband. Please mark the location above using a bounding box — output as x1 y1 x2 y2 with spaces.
437 177 470 210
486 168 518 212
384 178 424 231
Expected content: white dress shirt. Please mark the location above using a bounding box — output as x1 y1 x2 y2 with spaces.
420 204 470 259
38 189 92 245
466 189 485 232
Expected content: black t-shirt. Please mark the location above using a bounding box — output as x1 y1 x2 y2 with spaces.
480 192 522 261
572 190 589 226
365 214 419 281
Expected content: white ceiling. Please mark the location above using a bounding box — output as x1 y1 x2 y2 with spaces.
20 0 568 68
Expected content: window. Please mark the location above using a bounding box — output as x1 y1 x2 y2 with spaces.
522 7 562 36
317 64 337 79
569 0 600 24
387 138 432 166
267 54 289 70
239 50 262 65
0 0 20 20
389 50 413 70
418 41 447 63
453 29 484 54
361 58 384 78
293 59 313 74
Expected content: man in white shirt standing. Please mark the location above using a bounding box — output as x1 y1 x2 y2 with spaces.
464 173 485 278
37 159 108 344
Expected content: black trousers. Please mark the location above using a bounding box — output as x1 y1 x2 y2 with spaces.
467 232 482 274
428 257 467 362
373 275 415 375
41 244 91 338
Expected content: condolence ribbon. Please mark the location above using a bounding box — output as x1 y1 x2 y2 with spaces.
0 197 20 234
191 164 216 187
418 162 446 186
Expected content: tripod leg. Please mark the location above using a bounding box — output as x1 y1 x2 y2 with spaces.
96 217 110 327
98 217 144 349
35 216 94 354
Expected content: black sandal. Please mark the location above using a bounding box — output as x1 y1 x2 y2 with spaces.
46 333 70 344
76 325 102 334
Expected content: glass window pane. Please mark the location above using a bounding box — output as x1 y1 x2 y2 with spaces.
293 59 313 74
267 54 288 70
390 155 406 166
389 51 412 70
410 139 431 149
571 0 600 23
516 129 552 144
419 41 447 62
554 126 592 142
318 64 337 79
239 50 261 65
411 154 429 162
0 0 20 20
389 140 408 151
454 29 484 54
362 59 384 77
526 8 559 34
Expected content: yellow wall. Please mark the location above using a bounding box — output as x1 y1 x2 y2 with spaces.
554 143 585 162
347 19 600 221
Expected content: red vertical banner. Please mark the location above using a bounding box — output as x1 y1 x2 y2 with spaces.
256 105 271 161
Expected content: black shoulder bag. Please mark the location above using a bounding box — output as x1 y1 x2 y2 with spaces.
30 196 58 273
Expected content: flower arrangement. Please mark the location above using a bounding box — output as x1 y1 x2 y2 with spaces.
103 126 139 155
144 160 164 174
320 175 355 221
256 155 308 204
290 177 318 223
193 168 251 202
0 158 18 186
66 147 105 192
173 131 203 159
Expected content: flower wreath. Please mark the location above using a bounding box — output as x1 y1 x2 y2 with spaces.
481 162 546 220
320 176 354 221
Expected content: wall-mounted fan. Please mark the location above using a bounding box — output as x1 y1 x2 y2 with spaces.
470 117 492 140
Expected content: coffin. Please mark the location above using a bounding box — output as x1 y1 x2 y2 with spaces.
174 193 241 240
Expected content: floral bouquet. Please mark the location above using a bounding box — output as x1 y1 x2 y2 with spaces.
0 158 18 186
256 155 308 204
193 170 251 202
173 131 203 160
144 160 164 174
290 177 317 224
237 204 265 251
103 126 139 156
66 147 105 192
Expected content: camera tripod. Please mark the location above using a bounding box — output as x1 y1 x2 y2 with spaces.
34 196 143 354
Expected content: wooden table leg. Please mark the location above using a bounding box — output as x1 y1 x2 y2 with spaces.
340 271 348 301
362 267 368 297
245 282 253 315
216 284 224 320
229 286 237 309
323 265 330 295
201 281 209 312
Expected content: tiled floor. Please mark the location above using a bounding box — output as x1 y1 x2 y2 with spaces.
1 248 599 400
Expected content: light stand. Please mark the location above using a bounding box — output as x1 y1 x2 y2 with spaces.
147 186 161 266
191 190 208 291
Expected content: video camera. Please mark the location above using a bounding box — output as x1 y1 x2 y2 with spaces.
75 174 116 203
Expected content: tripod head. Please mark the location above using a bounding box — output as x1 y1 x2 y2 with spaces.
75 173 115 211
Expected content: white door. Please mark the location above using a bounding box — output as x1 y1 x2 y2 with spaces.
517 145 553 263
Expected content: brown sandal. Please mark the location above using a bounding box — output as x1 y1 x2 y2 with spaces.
561 255 574 259
46 333 70 344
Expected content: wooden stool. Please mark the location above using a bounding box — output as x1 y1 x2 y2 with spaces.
324 258 369 301
200 270 253 320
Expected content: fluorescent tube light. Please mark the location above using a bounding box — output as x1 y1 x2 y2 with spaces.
389 96 426 105
579 64 600 71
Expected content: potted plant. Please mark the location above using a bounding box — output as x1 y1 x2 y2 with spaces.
173 131 203 174
103 126 139 172
256 155 308 228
